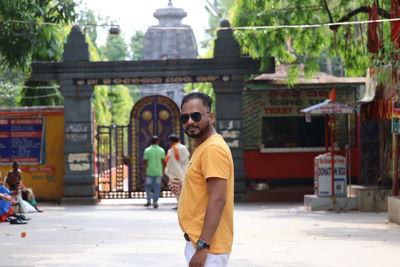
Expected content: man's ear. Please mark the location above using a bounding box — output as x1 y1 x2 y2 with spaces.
208 112 215 123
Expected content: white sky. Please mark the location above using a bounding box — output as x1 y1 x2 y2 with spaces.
79 0 211 54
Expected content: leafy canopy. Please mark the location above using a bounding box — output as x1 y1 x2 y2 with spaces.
230 0 391 77
0 0 77 69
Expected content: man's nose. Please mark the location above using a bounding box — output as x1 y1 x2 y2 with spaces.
186 115 195 124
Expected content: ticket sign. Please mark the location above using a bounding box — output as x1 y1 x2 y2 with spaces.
0 118 45 164
392 108 400 134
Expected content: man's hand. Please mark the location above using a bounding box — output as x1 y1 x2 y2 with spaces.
189 249 208 267
168 178 182 195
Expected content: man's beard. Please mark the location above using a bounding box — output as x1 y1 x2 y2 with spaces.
184 123 209 138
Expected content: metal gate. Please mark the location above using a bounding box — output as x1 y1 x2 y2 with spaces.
96 125 134 199
96 95 181 199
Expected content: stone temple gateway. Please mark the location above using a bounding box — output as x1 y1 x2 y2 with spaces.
30 17 274 203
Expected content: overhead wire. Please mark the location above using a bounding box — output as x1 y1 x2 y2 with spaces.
5 15 400 32
5 19 119 29
218 17 400 30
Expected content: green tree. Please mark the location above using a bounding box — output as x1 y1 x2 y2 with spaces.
201 0 235 49
0 0 76 106
87 33 133 126
129 31 145 60
0 0 76 69
127 31 144 102
98 31 129 61
87 35 112 125
230 0 393 77
92 85 112 125
185 0 232 110
0 67 25 107
76 7 99 46
108 85 134 125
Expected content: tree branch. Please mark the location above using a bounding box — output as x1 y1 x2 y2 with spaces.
329 6 390 31
321 0 333 23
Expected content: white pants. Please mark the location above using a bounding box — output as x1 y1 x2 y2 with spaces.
184 241 230 267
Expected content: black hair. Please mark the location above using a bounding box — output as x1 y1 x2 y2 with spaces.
168 134 179 142
181 92 213 111
151 136 159 144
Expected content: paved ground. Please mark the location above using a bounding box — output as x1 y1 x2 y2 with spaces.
1 199 400 267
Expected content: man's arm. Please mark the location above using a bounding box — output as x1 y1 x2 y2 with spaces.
0 192 11 201
161 159 166 176
143 160 148 178
189 177 227 266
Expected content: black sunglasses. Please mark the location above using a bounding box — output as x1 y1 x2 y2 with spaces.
179 112 209 124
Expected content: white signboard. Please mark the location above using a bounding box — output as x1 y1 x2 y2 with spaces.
314 153 347 197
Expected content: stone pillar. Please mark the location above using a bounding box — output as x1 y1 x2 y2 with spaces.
212 20 247 201
60 26 96 204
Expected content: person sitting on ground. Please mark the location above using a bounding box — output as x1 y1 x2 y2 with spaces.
0 178 29 224
5 161 42 212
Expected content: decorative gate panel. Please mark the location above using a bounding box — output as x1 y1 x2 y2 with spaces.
97 125 130 199
129 95 183 197
96 95 183 199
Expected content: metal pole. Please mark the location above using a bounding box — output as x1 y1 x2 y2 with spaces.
347 113 352 196
393 134 399 196
325 115 329 152
330 115 335 197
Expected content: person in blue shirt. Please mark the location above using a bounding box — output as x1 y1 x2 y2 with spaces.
0 180 29 224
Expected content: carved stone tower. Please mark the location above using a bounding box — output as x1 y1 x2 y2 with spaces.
141 1 198 105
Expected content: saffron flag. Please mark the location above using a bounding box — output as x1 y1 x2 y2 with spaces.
329 87 336 102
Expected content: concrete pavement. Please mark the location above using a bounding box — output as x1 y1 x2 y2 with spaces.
1 199 399 267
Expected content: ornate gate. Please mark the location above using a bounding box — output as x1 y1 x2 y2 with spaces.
96 95 183 199
96 125 129 199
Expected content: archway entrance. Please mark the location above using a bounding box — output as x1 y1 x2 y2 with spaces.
96 95 182 199
30 20 274 203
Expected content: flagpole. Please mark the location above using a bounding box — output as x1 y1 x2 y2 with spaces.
329 88 336 199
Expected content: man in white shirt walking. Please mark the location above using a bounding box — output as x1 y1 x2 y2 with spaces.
165 134 190 208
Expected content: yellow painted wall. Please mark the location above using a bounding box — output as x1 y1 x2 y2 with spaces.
0 107 65 201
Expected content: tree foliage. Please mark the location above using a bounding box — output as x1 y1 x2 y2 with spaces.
201 0 235 49
85 35 111 125
230 0 392 77
0 0 76 69
0 67 25 107
76 7 99 45
98 30 129 61
108 85 134 125
184 0 232 111
0 0 76 106
129 31 145 60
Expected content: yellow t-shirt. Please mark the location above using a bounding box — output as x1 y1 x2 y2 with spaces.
178 134 234 253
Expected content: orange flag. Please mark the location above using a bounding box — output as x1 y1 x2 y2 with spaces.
329 87 336 102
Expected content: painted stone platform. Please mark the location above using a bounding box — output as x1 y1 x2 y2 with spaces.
388 196 400 224
348 185 391 212
304 194 357 211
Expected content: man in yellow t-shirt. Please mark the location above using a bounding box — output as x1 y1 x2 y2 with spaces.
169 92 234 267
